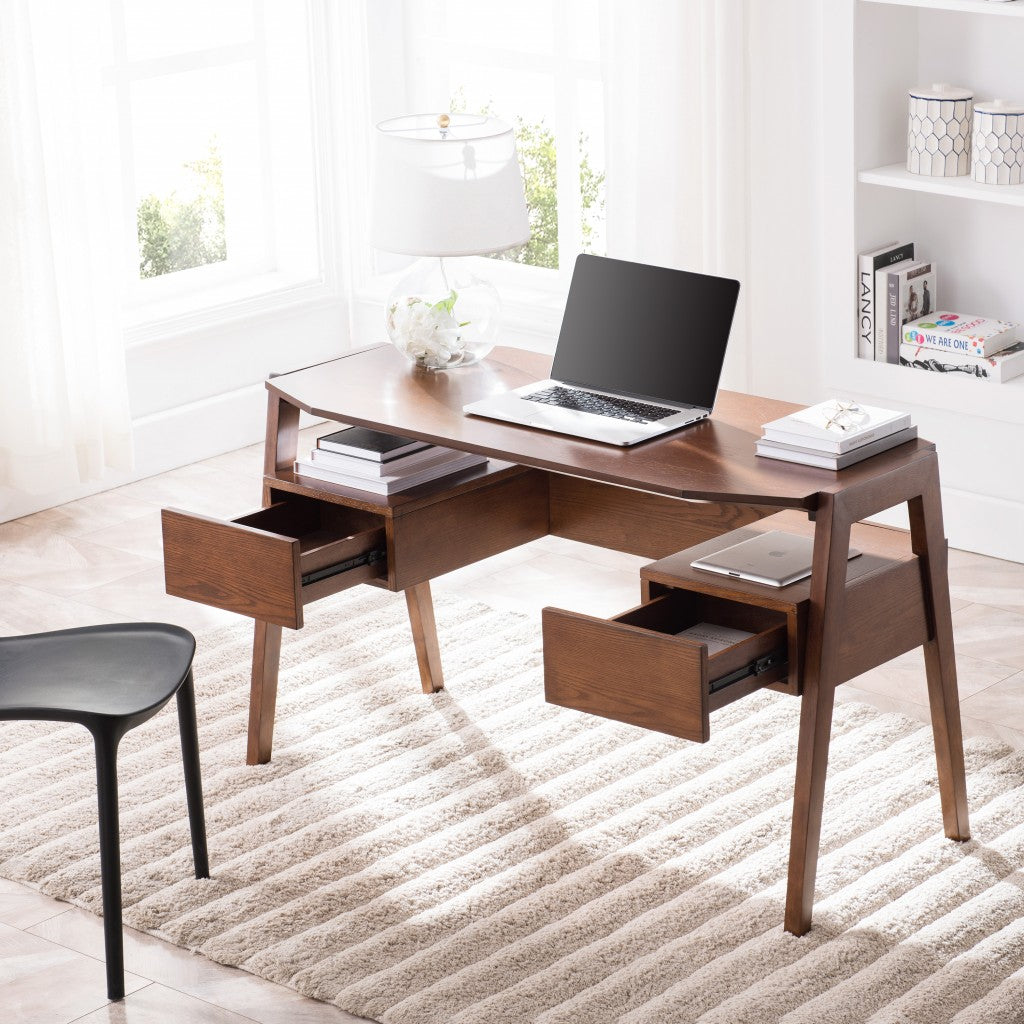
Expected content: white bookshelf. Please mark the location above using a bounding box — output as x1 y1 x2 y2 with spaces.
858 164 1024 207
824 1 1024 559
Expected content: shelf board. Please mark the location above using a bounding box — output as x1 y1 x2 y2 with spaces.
832 355 1024 425
858 164 1024 207
860 0 1024 16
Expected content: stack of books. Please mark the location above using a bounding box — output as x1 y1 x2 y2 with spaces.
295 426 487 495
756 400 916 470
900 312 1024 383
857 239 935 363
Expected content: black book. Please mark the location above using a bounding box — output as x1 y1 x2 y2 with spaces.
317 426 432 462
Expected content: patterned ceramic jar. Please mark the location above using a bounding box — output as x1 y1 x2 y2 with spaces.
907 84 973 177
972 100 1024 185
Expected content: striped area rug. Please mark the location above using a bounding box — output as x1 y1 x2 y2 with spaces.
3 589 1024 1023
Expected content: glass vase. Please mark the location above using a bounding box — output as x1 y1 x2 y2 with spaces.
385 257 499 370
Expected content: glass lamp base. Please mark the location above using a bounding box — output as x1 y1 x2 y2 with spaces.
385 257 500 370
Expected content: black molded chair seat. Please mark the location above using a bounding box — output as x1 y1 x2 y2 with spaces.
0 623 209 1001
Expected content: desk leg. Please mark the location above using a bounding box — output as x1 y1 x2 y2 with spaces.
785 493 851 936
405 582 445 694
247 620 282 765
909 471 970 841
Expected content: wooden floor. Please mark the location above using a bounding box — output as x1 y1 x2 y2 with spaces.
3 427 1024 1022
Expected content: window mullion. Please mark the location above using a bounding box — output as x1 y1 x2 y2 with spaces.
552 2 580 275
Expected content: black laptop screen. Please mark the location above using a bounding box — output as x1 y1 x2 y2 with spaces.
549 254 740 412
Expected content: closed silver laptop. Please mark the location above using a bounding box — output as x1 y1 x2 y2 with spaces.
464 254 741 446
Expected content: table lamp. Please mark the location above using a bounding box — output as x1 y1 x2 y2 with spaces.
370 112 530 370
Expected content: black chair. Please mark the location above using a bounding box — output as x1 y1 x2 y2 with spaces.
0 623 209 1001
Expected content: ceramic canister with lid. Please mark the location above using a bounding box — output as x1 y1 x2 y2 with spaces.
907 84 973 176
973 100 1024 185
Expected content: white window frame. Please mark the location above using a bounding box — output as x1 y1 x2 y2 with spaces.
111 0 338 348
360 0 605 343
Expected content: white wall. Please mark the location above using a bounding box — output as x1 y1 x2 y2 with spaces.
745 1 826 407
10 0 1019 561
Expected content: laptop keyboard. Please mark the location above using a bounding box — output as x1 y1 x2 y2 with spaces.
525 386 680 424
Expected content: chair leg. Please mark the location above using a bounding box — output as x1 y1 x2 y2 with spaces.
93 729 125 1002
176 670 210 879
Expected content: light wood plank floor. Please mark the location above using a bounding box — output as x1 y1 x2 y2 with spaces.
2 428 1023 1022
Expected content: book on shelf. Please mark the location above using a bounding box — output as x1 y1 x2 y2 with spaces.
873 251 918 360
761 400 913 455
858 240 915 361
308 443 458 479
902 312 1018 359
294 448 488 495
316 426 431 461
755 426 918 470
877 259 937 364
899 340 1024 383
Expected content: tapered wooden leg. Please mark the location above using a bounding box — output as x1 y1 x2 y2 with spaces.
405 581 444 694
909 469 970 842
248 620 283 765
785 494 852 936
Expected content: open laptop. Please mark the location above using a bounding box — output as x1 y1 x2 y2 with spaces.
691 531 862 588
463 254 740 445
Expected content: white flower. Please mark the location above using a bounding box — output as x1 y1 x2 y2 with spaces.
388 296 467 366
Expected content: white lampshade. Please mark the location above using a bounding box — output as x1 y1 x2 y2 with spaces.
370 113 530 257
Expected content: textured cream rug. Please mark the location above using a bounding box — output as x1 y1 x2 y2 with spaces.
3 589 1024 1023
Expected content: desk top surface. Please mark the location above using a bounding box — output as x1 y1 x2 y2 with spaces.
268 345 935 510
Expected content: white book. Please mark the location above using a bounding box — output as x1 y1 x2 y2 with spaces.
755 426 918 469
874 254 917 360
876 259 937 363
902 313 1018 359
762 400 912 454
857 241 914 361
308 445 462 480
899 340 1024 383
295 450 487 495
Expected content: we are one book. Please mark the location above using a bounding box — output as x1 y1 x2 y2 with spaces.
902 313 1017 358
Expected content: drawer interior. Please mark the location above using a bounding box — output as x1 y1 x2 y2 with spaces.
162 495 386 629
234 497 386 577
616 590 789 698
543 589 789 743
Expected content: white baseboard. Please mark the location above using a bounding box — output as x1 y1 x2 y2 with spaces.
131 382 269 477
869 486 1024 563
1 384 322 525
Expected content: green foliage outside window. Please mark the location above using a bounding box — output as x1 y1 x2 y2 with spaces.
451 93 606 270
137 136 227 279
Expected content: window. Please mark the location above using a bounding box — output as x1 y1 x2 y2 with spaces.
391 0 606 281
113 0 321 332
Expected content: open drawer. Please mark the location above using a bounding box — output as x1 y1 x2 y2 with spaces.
162 495 386 629
543 590 789 742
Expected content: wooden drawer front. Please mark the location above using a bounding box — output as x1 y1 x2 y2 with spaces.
162 498 385 629
388 470 549 590
543 591 788 742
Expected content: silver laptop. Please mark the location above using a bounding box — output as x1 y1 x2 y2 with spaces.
464 254 741 446
691 531 861 588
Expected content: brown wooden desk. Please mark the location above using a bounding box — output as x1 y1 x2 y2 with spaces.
161 343 969 936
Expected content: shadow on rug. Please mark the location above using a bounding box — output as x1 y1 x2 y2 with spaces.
2 589 1024 1024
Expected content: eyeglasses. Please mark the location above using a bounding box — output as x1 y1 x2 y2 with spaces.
820 400 869 433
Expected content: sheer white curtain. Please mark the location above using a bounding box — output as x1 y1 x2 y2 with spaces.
0 0 132 502
599 0 749 380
